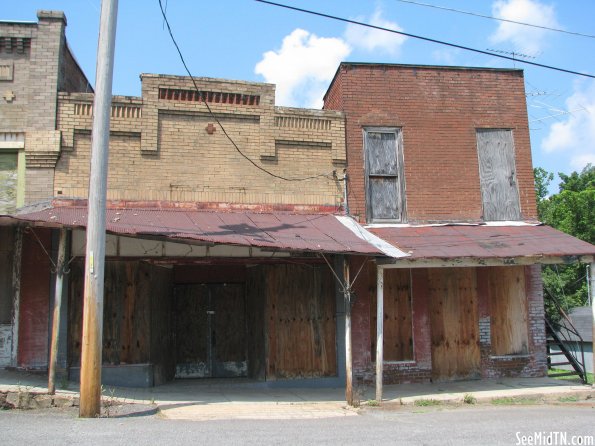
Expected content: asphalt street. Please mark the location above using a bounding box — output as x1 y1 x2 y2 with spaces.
1 404 594 445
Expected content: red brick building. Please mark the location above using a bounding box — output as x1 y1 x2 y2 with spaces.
323 63 595 390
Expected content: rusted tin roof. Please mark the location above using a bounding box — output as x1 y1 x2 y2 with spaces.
10 204 383 256
368 224 595 260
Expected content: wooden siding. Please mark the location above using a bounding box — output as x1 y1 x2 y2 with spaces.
476 129 521 221
370 268 413 362
488 266 529 355
265 264 337 379
428 268 480 380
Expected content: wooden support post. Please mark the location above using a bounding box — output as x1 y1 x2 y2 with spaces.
590 263 594 386
343 257 353 406
79 0 118 418
376 265 384 403
10 227 22 367
48 228 67 395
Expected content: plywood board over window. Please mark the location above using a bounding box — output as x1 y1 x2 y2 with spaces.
0 153 17 215
371 268 413 362
428 268 480 380
476 129 521 221
488 266 529 355
364 128 406 223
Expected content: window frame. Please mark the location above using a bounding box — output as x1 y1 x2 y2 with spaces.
363 127 407 224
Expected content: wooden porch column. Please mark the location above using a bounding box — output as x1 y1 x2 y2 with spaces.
376 265 384 402
10 227 22 367
48 228 67 395
344 257 353 406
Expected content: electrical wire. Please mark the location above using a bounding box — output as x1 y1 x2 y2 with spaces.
255 0 595 80
393 0 595 40
157 0 335 182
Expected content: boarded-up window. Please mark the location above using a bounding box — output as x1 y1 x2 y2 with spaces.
476 129 521 221
371 268 413 362
0 153 17 215
365 128 406 222
488 266 529 355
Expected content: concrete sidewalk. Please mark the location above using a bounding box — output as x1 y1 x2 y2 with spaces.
0 369 592 420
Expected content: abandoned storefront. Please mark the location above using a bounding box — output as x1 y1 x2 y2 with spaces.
5 202 388 387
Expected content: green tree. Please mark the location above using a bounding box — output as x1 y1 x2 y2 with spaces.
534 164 594 317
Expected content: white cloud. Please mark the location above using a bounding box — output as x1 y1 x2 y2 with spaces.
344 8 407 55
490 0 559 55
542 79 595 170
254 29 350 108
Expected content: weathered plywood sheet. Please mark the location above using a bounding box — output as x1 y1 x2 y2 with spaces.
0 227 14 325
69 260 152 367
174 284 209 377
428 268 480 380
246 266 266 380
371 268 413 361
266 264 336 379
476 129 521 221
365 129 406 222
174 283 247 378
488 266 528 355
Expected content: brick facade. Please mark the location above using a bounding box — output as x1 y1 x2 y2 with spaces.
0 11 92 205
324 63 538 224
55 75 347 206
326 64 546 385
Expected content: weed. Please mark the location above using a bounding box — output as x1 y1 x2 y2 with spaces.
463 393 476 405
491 397 537 405
414 398 441 407
366 399 380 407
558 395 579 403
101 385 118 418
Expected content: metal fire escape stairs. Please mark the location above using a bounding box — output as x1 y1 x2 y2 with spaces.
545 295 588 384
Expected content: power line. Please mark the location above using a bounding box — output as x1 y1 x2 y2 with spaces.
255 0 595 80
157 0 334 182
394 0 595 40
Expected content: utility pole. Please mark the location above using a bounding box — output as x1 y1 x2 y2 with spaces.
79 0 118 418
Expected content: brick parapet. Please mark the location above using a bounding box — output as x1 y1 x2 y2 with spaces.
54 76 345 206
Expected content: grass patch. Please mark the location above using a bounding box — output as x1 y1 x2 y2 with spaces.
414 398 442 407
558 395 579 403
491 397 538 406
548 368 594 385
463 393 477 405
366 400 380 407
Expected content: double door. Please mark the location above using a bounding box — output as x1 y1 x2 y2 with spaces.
174 283 247 378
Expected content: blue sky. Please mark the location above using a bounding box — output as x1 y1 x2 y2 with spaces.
4 1 595 187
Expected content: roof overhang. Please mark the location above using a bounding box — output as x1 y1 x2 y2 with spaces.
1 201 391 257
369 224 595 268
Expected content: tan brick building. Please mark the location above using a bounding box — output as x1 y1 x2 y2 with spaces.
0 11 91 368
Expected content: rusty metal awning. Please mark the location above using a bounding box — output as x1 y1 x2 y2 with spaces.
5 203 386 256
369 224 595 265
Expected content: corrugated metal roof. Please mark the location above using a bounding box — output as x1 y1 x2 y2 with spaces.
368 225 595 260
10 205 383 256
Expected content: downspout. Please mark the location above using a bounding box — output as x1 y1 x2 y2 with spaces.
342 169 349 216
